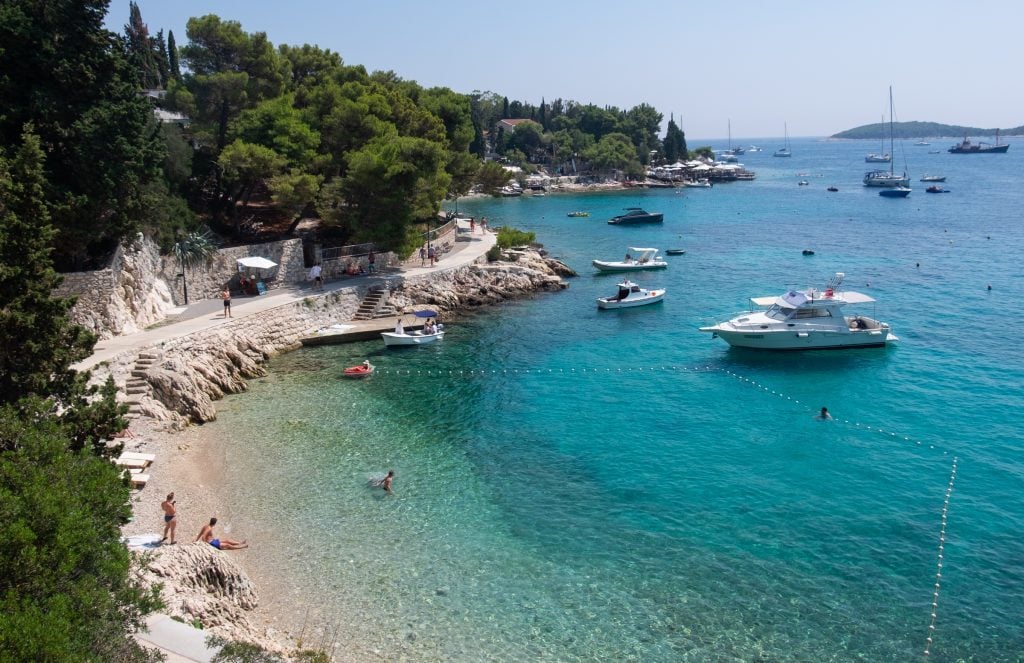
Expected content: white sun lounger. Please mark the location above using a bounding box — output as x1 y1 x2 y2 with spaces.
129 473 150 488
118 451 157 463
114 456 150 470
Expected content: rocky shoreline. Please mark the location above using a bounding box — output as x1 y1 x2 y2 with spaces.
117 248 574 658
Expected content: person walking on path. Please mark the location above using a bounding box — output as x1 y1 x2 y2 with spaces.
469 218 475 234
196 517 248 550
221 287 232 318
419 246 427 266
160 492 177 544
428 245 436 266
309 263 323 290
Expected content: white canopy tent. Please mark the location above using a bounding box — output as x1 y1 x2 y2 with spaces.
236 256 278 270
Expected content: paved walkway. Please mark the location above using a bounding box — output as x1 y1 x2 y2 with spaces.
76 223 495 372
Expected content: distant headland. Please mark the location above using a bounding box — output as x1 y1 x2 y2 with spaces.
832 121 1024 140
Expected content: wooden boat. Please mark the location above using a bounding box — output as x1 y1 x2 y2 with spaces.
665 249 686 256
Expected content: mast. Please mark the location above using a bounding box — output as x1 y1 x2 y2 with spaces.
888 86 895 177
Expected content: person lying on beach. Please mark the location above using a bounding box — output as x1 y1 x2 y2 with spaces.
196 517 248 550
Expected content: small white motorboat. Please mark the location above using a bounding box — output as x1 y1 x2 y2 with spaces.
382 311 445 346
699 272 897 350
592 248 668 272
596 280 666 309
381 328 445 347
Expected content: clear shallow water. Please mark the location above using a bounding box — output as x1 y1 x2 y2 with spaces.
207 138 1024 661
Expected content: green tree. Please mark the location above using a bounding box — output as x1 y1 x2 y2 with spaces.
167 29 181 81
584 132 643 179
229 94 321 168
663 115 688 163
0 401 162 662
0 132 98 411
217 140 286 219
172 230 216 304
0 129 157 660
124 1 160 88
474 161 512 196
0 0 165 269
319 134 450 251
269 170 324 234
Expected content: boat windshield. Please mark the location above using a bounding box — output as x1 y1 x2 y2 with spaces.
765 304 793 320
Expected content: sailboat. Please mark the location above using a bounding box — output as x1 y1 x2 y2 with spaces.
719 120 741 162
865 116 891 162
864 87 910 194
773 123 792 157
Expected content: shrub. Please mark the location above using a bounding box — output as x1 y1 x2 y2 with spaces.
495 226 535 249
486 245 502 262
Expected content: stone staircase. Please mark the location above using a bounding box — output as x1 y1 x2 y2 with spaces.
123 351 158 418
352 286 397 320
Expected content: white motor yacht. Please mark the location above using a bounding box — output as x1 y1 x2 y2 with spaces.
597 280 665 309
699 273 897 349
593 248 668 272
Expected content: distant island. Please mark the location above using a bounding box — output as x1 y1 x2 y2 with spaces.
832 121 1024 140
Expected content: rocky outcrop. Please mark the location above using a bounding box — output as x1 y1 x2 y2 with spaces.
138 542 288 652
391 250 573 314
54 235 176 339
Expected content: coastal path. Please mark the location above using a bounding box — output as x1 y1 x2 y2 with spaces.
75 221 495 372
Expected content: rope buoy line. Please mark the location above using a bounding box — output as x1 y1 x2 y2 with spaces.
923 458 957 657
366 364 947 456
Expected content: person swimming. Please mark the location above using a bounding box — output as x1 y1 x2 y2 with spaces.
818 406 832 420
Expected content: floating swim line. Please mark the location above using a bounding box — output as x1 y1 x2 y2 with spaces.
365 364 948 457
924 457 957 657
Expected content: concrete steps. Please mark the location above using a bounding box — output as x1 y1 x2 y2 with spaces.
123 352 161 418
352 286 395 320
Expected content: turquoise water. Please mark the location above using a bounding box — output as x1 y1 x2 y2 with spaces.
209 138 1024 661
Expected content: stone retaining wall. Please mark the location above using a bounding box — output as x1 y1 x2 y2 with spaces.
158 237 307 305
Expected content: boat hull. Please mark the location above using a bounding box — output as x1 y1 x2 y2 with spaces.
608 214 664 225
381 330 445 346
879 187 911 198
592 259 667 272
949 145 1008 154
597 291 665 309
700 326 897 350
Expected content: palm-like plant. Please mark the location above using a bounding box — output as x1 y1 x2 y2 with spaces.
172 231 216 304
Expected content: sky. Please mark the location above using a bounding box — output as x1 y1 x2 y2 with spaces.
105 0 1024 141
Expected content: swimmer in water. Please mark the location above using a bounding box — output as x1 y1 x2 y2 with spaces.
818 406 832 420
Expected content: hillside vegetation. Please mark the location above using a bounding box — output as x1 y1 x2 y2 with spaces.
833 121 1024 140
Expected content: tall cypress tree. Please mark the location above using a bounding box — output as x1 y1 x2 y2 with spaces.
167 29 181 81
154 28 169 88
125 1 160 88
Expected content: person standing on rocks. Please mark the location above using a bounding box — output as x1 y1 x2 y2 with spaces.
161 492 177 544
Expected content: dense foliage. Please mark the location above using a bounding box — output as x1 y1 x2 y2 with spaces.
832 121 1024 140
0 128 158 660
0 0 166 269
